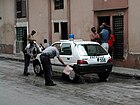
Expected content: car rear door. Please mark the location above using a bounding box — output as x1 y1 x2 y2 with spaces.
58 43 74 65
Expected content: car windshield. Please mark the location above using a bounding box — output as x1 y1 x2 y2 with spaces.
77 44 108 56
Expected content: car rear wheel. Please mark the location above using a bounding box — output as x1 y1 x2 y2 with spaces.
97 72 110 81
62 72 81 83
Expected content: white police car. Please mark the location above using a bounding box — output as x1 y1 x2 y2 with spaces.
33 39 113 81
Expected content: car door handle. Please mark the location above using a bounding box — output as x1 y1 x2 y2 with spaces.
67 58 70 60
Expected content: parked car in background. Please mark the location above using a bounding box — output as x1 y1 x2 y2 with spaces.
33 39 113 82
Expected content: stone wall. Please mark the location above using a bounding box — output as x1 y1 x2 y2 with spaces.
0 44 13 54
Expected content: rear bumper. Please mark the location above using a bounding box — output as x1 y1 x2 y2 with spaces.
73 62 113 75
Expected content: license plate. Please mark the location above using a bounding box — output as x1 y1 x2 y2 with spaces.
98 57 106 62
90 56 106 62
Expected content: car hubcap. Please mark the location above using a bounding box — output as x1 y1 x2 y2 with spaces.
35 65 40 73
69 70 75 80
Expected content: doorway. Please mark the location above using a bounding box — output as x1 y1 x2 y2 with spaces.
98 16 110 32
61 22 68 40
97 15 124 59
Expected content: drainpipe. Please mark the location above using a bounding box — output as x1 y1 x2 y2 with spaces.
93 0 95 26
67 0 71 34
48 0 52 44
27 0 29 33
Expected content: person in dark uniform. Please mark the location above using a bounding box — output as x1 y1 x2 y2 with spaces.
40 44 66 86
23 30 41 76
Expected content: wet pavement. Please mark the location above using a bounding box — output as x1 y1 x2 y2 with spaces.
0 59 140 105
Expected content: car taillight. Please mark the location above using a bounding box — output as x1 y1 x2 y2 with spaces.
77 60 88 64
107 58 112 63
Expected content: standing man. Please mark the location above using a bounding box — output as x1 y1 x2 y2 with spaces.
99 23 110 52
23 30 41 76
40 44 66 86
27 30 36 42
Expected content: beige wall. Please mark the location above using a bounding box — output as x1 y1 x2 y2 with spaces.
51 0 68 42
0 0 4 43
128 0 140 53
94 0 128 11
29 0 94 43
70 0 93 40
0 0 15 45
28 0 49 44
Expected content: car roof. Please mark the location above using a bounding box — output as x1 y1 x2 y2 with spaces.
54 39 100 45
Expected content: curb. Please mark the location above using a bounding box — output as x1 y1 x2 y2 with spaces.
111 72 140 79
0 56 24 62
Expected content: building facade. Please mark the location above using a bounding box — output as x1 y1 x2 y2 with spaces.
0 0 140 68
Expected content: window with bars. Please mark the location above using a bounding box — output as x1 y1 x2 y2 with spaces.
113 16 124 59
16 27 27 41
54 0 64 10
16 27 27 52
16 0 26 18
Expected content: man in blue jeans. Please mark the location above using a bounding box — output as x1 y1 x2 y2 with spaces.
40 44 66 86
100 23 110 52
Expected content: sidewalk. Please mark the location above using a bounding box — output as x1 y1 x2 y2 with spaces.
0 53 140 78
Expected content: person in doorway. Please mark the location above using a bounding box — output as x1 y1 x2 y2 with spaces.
108 30 115 57
40 44 66 86
99 23 110 52
99 22 110 32
89 27 100 43
23 30 41 76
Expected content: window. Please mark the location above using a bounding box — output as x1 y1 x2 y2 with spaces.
16 27 25 41
60 43 72 55
77 44 108 56
54 0 64 10
113 16 124 59
16 27 27 52
16 0 26 18
54 23 59 33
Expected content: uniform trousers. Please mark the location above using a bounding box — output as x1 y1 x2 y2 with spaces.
40 54 53 84
23 54 31 75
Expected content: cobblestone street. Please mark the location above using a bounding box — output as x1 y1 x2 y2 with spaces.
0 59 140 105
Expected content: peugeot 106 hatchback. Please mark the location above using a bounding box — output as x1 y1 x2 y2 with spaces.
33 39 113 81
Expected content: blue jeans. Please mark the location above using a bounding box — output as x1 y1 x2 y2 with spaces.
40 54 53 84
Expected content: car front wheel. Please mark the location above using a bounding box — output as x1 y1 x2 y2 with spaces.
33 60 43 76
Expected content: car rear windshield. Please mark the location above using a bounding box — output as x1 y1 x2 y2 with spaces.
77 44 108 56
